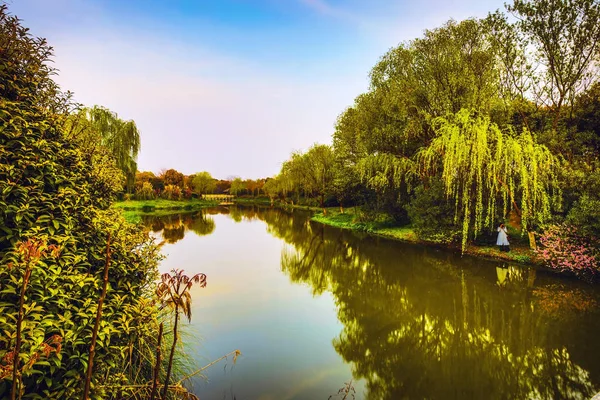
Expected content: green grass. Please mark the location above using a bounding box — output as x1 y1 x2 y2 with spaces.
312 210 539 265
113 198 219 211
113 198 220 223
375 226 420 242
468 245 536 264
122 210 143 224
233 197 273 205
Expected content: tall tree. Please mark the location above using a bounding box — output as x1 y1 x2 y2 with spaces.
230 178 245 196
191 171 216 195
507 0 600 129
420 109 560 250
66 106 141 193
161 168 184 188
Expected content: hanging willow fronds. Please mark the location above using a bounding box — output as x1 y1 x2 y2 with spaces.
64 106 141 191
419 109 560 251
356 153 416 194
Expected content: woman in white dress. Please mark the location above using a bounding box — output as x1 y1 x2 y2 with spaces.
497 223 510 252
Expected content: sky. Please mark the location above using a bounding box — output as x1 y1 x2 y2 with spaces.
8 0 507 179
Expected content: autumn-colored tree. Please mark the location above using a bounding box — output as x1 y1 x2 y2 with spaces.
135 171 157 192
161 169 185 188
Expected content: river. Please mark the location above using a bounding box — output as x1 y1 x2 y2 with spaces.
141 206 600 400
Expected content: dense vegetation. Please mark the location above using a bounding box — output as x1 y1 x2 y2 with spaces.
260 0 600 279
0 6 205 399
2 0 599 395
131 169 267 201
116 0 600 281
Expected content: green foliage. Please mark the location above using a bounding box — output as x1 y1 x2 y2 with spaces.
162 185 182 201
136 182 155 201
0 6 167 398
567 194 600 237
357 153 415 194
65 106 141 193
265 0 600 274
191 171 216 195
421 110 560 250
279 144 336 208
406 180 459 242
229 178 245 196
0 5 65 112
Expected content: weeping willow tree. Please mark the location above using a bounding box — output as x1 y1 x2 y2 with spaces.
65 106 141 192
420 109 560 251
356 153 415 194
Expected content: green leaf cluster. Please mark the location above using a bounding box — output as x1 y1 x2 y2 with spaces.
0 5 167 398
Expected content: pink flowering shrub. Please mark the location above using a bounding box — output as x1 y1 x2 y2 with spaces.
537 224 600 282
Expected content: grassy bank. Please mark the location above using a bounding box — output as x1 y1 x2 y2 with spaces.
311 210 539 266
113 199 220 223
233 197 328 212
114 198 219 211
233 196 273 206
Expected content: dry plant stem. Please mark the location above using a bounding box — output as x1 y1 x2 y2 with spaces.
342 379 353 400
11 266 32 400
162 305 179 400
176 350 241 384
150 322 163 400
83 234 111 400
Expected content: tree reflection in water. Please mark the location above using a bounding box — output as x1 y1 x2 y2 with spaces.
260 208 600 400
141 211 215 245
141 207 600 399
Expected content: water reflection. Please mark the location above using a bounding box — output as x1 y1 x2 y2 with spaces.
142 211 215 245
143 207 600 399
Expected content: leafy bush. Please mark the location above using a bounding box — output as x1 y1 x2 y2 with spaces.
406 180 460 242
0 6 165 398
567 194 600 236
161 185 182 201
135 181 155 200
182 187 193 200
537 224 599 282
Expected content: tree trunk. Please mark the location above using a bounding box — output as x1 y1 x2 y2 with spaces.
163 307 179 399
528 231 537 250
11 266 32 400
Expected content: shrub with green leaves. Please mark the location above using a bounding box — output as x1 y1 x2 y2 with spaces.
406 179 460 243
161 185 182 201
0 5 164 399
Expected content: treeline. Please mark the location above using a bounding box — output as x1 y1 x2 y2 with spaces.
0 5 201 399
132 169 269 200
265 0 600 278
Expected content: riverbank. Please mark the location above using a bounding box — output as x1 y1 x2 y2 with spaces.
114 198 540 266
115 198 220 210
113 199 220 223
311 211 540 266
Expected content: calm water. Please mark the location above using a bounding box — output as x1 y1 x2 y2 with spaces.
142 207 600 400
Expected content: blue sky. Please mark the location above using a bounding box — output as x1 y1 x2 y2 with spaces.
8 0 507 179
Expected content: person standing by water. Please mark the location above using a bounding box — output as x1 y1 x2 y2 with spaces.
497 223 510 252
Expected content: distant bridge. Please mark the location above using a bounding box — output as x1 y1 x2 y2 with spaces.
202 194 235 205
